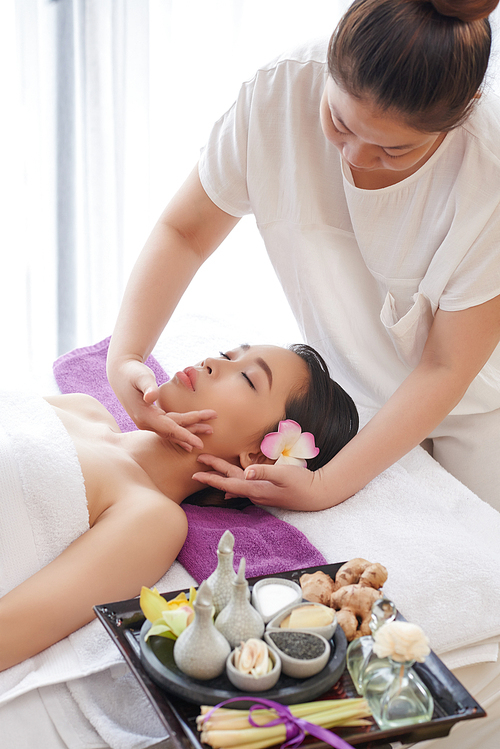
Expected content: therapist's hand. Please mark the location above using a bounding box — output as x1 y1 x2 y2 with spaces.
110 358 216 450
193 455 326 511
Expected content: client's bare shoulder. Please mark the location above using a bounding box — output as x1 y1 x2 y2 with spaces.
44 393 120 430
92 480 189 586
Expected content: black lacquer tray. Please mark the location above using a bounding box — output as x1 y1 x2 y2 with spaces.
139 617 346 707
95 563 486 749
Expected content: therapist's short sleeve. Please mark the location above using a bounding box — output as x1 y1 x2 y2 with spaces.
439 202 500 311
199 78 255 218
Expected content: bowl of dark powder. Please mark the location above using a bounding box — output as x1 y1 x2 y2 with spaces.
264 629 330 678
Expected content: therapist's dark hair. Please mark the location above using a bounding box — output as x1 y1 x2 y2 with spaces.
328 0 497 133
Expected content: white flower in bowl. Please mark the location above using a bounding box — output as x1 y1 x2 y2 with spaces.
373 621 431 663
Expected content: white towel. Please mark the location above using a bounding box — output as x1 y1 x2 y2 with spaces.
0 393 88 596
0 393 95 705
268 406 500 668
0 394 191 747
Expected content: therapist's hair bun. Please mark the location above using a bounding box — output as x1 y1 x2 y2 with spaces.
329 0 494 132
429 0 498 22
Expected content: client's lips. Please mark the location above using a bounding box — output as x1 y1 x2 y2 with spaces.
175 367 197 391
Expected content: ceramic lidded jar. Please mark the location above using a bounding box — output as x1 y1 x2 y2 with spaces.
206 530 237 617
346 597 397 695
173 580 230 680
215 558 265 648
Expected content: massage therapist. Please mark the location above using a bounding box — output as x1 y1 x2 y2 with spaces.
108 0 500 512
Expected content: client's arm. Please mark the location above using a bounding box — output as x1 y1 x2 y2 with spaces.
0 490 187 671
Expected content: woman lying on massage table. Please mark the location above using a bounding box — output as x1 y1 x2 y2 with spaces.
0 343 357 673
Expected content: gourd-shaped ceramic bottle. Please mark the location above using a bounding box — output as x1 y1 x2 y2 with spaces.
346 597 397 694
206 530 237 617
173 580 230 680
363 657 434 729
215 558 265 648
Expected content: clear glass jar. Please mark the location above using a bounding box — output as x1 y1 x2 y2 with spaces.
346 597 397 694
363 657 434 729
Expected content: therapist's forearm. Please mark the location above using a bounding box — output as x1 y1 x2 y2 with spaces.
109 219 204 367
316 361 468 506
108 165 240 373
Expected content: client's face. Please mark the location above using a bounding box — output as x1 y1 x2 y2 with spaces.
157 345 309 464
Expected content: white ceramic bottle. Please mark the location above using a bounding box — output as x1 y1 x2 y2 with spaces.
173 580 230 680
206 529 237 617
215 558 265 648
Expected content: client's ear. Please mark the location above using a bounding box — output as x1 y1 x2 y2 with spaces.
239 450 274 469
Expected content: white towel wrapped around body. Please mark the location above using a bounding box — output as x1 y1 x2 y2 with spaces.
0 392 88 597
0 394 167 747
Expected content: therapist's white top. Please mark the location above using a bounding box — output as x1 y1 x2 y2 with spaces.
199 38 500 414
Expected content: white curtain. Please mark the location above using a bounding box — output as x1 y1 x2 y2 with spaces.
1 0 498 389
0 0 348 389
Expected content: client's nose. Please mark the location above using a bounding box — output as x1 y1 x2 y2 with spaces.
203 357 218 375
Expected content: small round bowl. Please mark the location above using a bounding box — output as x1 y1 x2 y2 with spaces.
266 602 337 640
265 629 330 679
251 578 302 624
226 645 281 692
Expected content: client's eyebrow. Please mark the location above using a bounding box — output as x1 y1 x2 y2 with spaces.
239 343 273 390
257 357 273 390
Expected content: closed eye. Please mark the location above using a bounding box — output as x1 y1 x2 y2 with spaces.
219 351 255 390
384 150 406 159
242 372 256 390
331 119 349 135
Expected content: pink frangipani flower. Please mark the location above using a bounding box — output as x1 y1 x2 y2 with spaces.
260 419 319 468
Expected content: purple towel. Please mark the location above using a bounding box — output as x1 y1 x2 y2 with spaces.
53 338 326 580
179 504 325 582
53 336 169 433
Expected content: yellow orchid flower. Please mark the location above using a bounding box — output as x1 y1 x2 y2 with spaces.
145 606 194 641
140 585 197 640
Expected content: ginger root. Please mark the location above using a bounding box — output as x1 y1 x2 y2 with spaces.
330 584 381 640
333 558 388 591
299 570 337 605
299 558 388 641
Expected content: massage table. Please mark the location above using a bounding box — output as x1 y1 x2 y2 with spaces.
1 312 499 749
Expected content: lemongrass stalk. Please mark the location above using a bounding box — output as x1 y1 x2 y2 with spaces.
199 715 275 731
199 698 363 718
222 739 286 749
199 703 368 733
201 706 370 749
197 699 370 732
220 739 284 749
201 724 287 748
200 707 253 716
198 698 367 726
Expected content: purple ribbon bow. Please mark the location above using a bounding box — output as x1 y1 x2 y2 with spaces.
203 697 355 749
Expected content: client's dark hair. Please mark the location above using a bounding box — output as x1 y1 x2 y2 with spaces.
279 344 358 471
185 343 358 507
